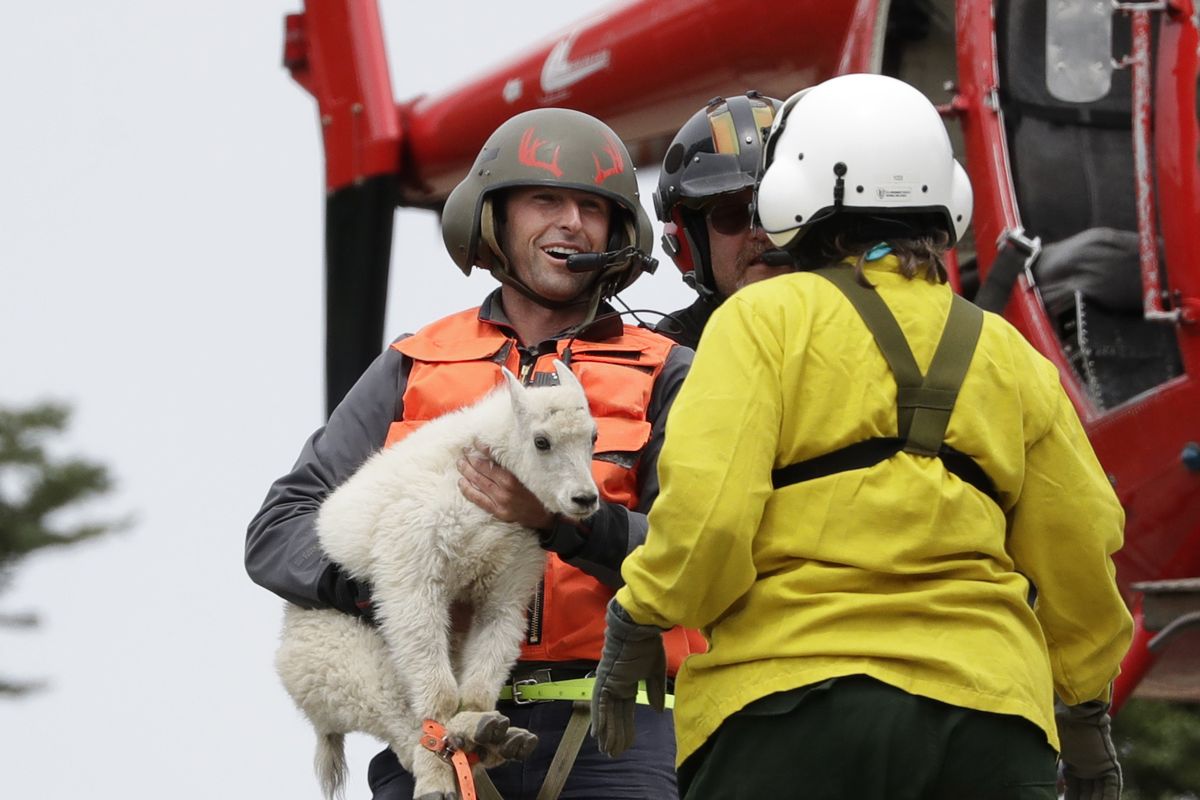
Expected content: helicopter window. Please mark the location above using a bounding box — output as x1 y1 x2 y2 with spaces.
999 0 1138 244
1044 0 1115 104
881 0 975 270
996 0 1182 410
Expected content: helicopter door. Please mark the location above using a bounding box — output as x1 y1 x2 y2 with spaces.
995 0 1183 410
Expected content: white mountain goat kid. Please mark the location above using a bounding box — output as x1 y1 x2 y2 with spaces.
276 361 599 800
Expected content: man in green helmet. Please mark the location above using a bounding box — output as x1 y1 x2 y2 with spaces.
247 108 703 799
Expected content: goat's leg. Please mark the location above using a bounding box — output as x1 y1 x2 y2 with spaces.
374 572 460 722
454 601 528 714
407 743 462 800
371 571 464 800
371 714 460 800
450 559 543 765
456 555 543 712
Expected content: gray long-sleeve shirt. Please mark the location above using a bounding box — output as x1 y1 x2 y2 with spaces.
245 292 693 610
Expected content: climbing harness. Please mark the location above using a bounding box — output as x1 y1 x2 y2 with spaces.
417 680 671 800
500 676 673 800
399 677 672 800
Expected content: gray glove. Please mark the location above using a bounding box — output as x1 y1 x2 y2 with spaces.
590 598 667 757
1034 227 1142 315
1056 699 1122 800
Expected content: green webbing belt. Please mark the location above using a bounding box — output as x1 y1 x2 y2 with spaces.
484 680 674 800
814 267 983 457
496 677 675 709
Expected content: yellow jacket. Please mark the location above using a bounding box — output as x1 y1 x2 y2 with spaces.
617 257 1133 766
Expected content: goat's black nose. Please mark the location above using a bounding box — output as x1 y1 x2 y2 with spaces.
572 492 598 509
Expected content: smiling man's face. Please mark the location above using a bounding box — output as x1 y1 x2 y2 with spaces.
500 186 613 304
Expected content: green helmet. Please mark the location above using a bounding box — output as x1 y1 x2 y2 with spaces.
442 108 656 304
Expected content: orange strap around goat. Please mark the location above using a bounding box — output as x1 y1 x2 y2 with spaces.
420 719 479 800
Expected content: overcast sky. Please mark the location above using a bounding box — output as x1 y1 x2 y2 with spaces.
0 2 695 798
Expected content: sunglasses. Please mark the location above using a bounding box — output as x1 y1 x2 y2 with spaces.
704 193 756 236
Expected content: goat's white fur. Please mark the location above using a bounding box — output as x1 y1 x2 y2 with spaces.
276 361 599 800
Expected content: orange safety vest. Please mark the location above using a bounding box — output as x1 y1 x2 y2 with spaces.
386 307 707 673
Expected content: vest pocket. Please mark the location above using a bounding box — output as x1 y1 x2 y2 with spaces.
594 416 651 456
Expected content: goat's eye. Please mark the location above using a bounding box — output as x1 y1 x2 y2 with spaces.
591 431 599 445
534 435 551 451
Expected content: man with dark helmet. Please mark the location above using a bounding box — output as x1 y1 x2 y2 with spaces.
653 92 793 348
246 107 701 799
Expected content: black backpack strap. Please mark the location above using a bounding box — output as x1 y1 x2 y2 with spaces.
770 440 999 502
937 445 999 502
771 438 904 490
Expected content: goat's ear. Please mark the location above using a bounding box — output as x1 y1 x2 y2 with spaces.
552 359 583 394
501 367 525 413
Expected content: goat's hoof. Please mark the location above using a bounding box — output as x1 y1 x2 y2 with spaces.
445 709 511 752
474 712 511 745
498 728 538 762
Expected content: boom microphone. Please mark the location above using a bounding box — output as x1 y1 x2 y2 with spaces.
566 246 656 274
759 249 796 267
565 252 612 272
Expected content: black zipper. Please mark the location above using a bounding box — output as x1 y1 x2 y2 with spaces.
520 346 552 646
526 579 544 645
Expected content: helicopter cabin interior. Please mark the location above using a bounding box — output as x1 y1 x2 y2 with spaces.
881 0 1185 412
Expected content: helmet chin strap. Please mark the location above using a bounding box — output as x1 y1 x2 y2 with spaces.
683 270 719 304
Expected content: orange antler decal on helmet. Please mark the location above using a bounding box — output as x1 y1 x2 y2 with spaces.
593 134 626 185
518 128 563 177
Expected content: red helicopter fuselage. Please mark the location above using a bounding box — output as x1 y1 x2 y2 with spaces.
284 0 1200 706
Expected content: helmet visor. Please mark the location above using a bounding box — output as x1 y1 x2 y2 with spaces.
708 101 776 155
677 153 756 205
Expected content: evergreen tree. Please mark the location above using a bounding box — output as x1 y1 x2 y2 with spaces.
0 402 124 695
1115 697 1200 799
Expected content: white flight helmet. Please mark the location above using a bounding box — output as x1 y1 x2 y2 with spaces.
757 73 973 250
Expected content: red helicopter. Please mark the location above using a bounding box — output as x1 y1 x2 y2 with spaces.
281 0 1200 710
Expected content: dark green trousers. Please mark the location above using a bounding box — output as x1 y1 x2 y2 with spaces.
678 675 1057 800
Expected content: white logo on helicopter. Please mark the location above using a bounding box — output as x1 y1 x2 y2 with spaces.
503 78 524 104
540 32 611 95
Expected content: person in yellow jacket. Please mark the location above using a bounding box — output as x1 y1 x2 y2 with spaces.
591 74 1134 800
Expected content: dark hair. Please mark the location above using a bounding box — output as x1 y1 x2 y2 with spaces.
789 214 951 287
